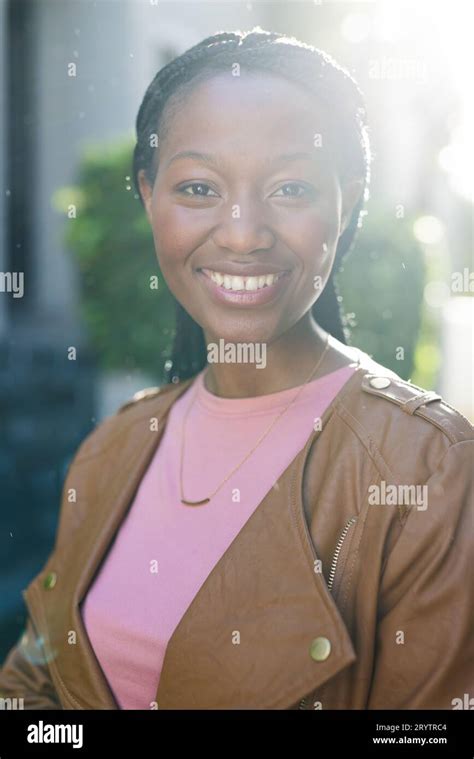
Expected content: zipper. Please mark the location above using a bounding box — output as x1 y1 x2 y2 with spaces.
297 516 357 710
327 516 357 594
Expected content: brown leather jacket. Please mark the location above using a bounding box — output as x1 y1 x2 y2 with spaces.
1 349 473 710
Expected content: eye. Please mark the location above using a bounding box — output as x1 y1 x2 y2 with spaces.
271 182 316 199
177 182 219 198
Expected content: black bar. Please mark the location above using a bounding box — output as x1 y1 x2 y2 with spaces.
0 709 472 757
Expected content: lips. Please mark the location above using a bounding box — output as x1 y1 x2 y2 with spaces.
196 267 291 307
200 267 286 292
198 261 289 275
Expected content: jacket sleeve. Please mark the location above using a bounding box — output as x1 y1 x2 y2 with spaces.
367 439 474 709
0 615 62 709
0 425 102 710
0 410 126 710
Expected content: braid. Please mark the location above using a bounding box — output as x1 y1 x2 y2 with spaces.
132 27 372 380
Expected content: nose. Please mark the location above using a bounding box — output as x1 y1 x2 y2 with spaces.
211 198 275 256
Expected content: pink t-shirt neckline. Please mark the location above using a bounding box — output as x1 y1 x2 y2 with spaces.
193 364 357 416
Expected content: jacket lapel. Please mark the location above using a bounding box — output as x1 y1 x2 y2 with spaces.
155 388 358 709
24 369 360 709
23 379 194 710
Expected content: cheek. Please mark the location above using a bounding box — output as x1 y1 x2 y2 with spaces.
286 210 339 276
149 200 197 280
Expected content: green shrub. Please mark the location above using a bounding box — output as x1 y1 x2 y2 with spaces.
337 207 426 379
55 137 176 383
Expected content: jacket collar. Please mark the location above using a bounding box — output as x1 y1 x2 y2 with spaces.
26 361 368 709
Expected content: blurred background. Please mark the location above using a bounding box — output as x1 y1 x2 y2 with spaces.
0 0 472 658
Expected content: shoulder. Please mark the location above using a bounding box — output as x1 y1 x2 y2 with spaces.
115 382 177 413
335 348 473 483
345 348 473 443
72 377 194 464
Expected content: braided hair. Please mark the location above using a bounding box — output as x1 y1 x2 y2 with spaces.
132 27 371 382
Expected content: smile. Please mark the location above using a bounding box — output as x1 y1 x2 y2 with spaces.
200 268 286 291
197 267 291 307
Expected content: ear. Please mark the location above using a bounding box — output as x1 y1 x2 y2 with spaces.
137 169 154 223
340 178 364 236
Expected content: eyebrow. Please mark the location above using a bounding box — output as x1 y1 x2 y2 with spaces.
164 150 319 169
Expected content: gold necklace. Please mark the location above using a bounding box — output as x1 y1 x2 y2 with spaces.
179 332 331 506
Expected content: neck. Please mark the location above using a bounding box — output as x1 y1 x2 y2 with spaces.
202 313 330 399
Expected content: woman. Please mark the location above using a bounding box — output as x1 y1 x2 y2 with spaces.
1 28 473 711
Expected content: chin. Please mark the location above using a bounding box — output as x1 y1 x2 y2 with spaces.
204 317 280 345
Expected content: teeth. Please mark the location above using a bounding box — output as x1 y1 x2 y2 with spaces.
203 269 284 291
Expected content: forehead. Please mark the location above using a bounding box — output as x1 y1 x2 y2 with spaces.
159 71 336 165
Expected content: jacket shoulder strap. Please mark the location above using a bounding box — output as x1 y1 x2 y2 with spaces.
361 371 474 443
116 378 193 415
117 386 163 413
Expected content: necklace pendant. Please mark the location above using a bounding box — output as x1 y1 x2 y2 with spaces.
181 497 211 506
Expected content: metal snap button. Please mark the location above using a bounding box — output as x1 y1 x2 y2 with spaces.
310 636 331 662
369 376 391 389
43 571 57 590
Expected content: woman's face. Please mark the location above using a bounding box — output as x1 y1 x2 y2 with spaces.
138 71 363 346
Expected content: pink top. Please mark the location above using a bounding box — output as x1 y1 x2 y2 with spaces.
81 364 356 709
